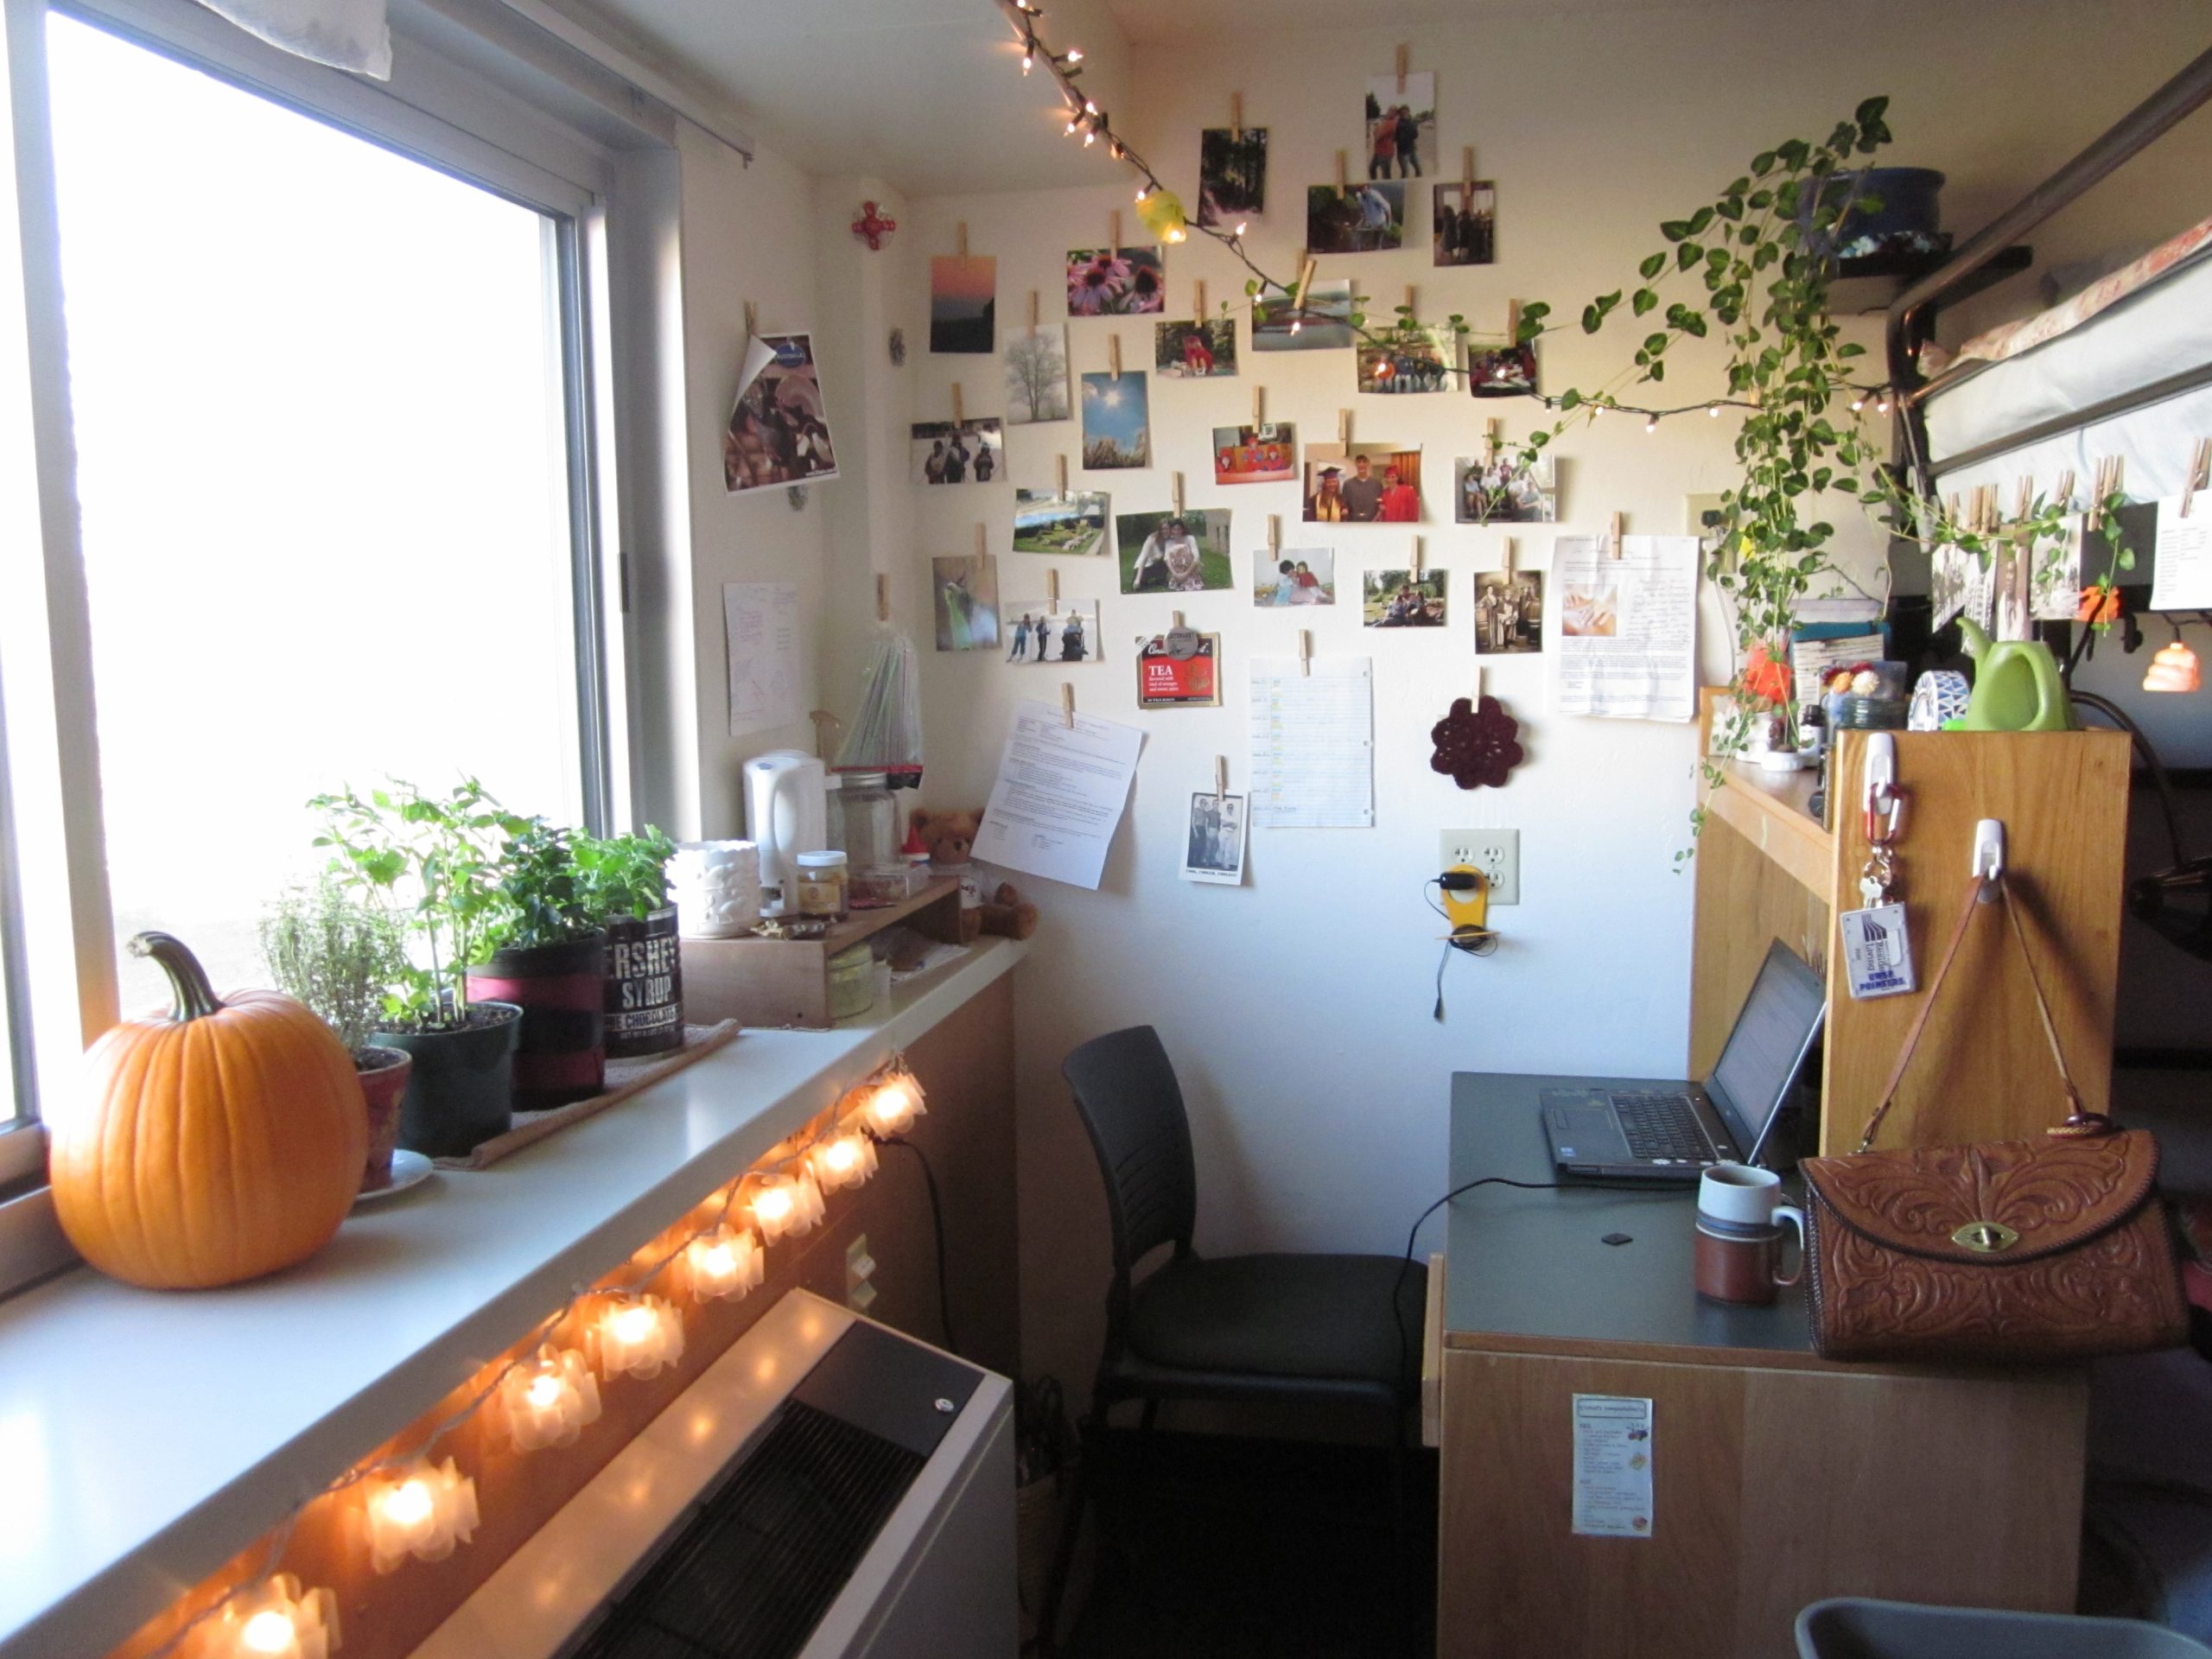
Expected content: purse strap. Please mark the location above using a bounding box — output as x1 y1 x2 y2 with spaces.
1855 872 2101 1153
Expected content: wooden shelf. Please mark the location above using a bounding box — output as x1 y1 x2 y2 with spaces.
1707 766 1831 899
681 877 967 1030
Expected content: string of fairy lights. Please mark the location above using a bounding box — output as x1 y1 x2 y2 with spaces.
148 1058 929 1659
990 0 1897 428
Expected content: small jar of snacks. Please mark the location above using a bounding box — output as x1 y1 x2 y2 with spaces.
793 851 849 921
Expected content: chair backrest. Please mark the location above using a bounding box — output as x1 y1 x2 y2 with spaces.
1062 1027 1198 1318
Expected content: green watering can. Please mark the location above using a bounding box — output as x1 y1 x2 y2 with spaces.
1956 620 2079 731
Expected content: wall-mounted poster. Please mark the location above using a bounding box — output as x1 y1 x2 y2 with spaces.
1363 569 1446 626
1307 182 1404 254
1474 570 1544 654
1304 442 1422 523
1118 508 1232 594
1364 72 1435 179
1182 791 1248 885
1080 372 1151 469
1212 423 1296 486
929 254 995 353
912 418 1005 485
1468 340 1539 398
1456 452 1558 524
1155 318 1237 379
1012 488 1110 555
1067 246 1166 315
1253 280 1355 352
931 554 1001 652
1004 326 1071 423
1356 327 1454 393
1255 548 1335 607
724 333 837 493
1433 181 1497 266
1136 631 1222 708
1198 126 1268 228
1001 600 1100 665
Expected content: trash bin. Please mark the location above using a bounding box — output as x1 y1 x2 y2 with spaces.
1797 1599 2212 1659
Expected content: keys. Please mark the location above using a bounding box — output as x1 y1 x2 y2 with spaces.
1859 845 1897 908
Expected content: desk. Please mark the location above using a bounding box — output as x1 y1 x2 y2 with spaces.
1437 1074 2088 1659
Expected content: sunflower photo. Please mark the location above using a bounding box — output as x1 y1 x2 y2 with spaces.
1066 245 1166 316
1080 372 1151 469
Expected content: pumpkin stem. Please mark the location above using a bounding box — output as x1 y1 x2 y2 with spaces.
128 931 226 1022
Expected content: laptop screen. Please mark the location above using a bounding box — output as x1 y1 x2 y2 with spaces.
1707 940 1826 1156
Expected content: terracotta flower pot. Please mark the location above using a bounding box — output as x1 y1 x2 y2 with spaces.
355 1045 413 1191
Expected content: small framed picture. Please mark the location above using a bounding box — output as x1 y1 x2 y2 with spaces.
1182 791 1248 885
1135 630 1222 708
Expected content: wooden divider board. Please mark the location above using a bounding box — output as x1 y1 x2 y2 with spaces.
1821 729 2129 1156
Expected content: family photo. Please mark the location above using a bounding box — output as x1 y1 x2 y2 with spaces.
1363 73 1435 177
1255 548 1335 607
1475 571 1545 654
1012 488 1109 555
1081 372 1152 469
1468 340 1540 397
1212 423 1296 486
1182 791 1248 885
1306 182 1404 253
1155 317 1237 378
1304 442 1422 522
1001 600 1099 664
1003 325 1071 423
1357 326 1453 393
723 333 838 493
1252 279 1355 351
1066 245 1166 315
1455 451 1558 524
911 417 1006 485
1363 569 1447 626
1117 509 1232 594
1197 125 1268 228
931 554 1001 652
929 254 995 353
1433 182 1497 265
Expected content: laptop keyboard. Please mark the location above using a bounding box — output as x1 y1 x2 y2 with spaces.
1609 1092 1717 1163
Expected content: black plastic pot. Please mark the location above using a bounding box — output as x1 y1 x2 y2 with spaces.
605 906 683 1058
466 931 607 1110
381 1001 523 1159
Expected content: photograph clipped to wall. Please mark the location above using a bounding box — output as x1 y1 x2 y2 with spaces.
1067 246 1166 315
1212 423 1296 486
1252 280 1355 352
1455 452 1557 524
1363 568 1447 627
1001 600 1100 665
1356 326 1454 394
1306 182 1404 254
1080 372 1151 469
1198 126 1268 227
912 418 1005 485
929 254 995 353
724 333 838 493
1474 570 1544 654
1182 791 1248 885
1012 488 1109 556
1154 317 1237 379
1118 508 1232 594
1433 181 1497 266
1255 548 1334 607
1364 72 1435 179
1304 442 1421 523
1004 326 1071 423
931 554 1001 652
1468 340 1539 397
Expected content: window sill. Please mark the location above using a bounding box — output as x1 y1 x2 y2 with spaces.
0 938 1025 1659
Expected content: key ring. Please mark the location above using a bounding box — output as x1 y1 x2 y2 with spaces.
1865 779 1904 846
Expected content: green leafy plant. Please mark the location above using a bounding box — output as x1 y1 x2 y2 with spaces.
310 779 526 1028
487 818 598 951
575 827 677 921
258 874 410 1053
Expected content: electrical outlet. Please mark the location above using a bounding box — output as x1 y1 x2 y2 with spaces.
1441 830 1520 906
845 1232 878 1313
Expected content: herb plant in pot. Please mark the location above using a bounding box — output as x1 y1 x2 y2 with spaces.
259 874 415 1191
312 780 524 1159
467 819 608 1109
577 826 683 1058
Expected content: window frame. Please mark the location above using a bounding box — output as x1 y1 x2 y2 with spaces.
0 0 639 1292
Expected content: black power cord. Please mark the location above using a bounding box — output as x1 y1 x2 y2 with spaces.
883 1136 960 1357
1389 1177 1560 1392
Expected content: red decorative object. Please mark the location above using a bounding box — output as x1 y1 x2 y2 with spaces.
1430 695 1524 791
852 201 898 251
1740 640 1792 707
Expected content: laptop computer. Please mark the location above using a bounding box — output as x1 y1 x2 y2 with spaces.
1541 940 1825 1181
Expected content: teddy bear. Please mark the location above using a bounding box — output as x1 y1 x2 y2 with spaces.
906 807 1039 943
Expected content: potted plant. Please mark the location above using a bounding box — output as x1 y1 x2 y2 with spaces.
465 817 609 1109
311 779 524 1158
259 874 415 1190
576 826 683 1058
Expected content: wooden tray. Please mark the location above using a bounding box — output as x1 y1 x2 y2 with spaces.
680 877 967 1030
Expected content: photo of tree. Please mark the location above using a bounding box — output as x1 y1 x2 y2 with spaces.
1198 126 1267 227
1004 325 1071 423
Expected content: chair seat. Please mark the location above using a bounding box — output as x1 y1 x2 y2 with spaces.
1127 1252 1427 1395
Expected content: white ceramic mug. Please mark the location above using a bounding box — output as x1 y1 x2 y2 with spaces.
1694 1163 1805 1305
669 840 763 938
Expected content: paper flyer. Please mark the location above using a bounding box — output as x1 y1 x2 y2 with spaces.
1554 535 1699 722
2151 494 2212 613
723 582 801 738
1571 1394 1655 1538
1249 658 1374 829
974 700 1143 891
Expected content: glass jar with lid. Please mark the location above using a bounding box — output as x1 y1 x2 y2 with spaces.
836 772 902 908
793 850 849 921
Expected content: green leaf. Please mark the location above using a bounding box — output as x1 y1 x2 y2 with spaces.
1582 303 1603 334
1632 288 1657 316
1638 251 1666 280
1660 219 1692 243
1854 95 1890 126
1677 242 1700 271
1558 389 1582 410
1688 206 1714 233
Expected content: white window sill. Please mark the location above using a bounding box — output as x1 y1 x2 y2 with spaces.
0 938 1025 1659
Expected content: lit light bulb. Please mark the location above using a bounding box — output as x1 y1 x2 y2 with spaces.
502 1349 601 1450
217 1579 337 1659
1708 404 1721 417
1066 46 1083 61
1645 416 1659 434
1065 118 1079 136
861 1070 926 1137
241 1612 296 1656
1234 221 1248 238
2145 638 2202 693
1083 128 1096 146
1135 187 1188 245
1877 397 1891 414
1288 318 1302 335
685 1225 766 1300
1850 396 1866 412
750 1176 799 1240
1084 99 1098 115
1020 51 1033 73
366 1459 479 1574
595 1294 684 1381
810 1132 879 1194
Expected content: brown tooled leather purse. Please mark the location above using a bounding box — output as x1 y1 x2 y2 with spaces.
1801 870 2189 1364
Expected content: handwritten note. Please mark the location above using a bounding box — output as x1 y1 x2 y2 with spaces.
723 582 801 737
1249 658 1374 829
1554 535 1698 722
975 701 1144 890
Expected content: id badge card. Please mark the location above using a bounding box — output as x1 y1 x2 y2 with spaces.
1839 904 1916 1000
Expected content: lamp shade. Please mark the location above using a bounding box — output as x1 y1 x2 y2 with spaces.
1135 188 1188 245
2145 639 2201 693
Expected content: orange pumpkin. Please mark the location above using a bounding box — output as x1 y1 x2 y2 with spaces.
51 932 368 1289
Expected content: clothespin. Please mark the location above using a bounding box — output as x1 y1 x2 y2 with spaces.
1338 408 1352 448
1109 334 1122 377
1474 664 1484 704
1460 147 1475 211
1109 209 1121 251
1485 417 1501 459
1215 755 1229 801
1268 512 1281 552
1253 385 1265 428
2056 467 2076 511
1056 454 1070 494
1195 278 1207 318
976 524 987 559
1404 283 1417 320
950 383 965 425
2184 438 2211 518
1028 290 1040 330
1294 256 1317 308
2013 476 2033 524
956 221 969 257
875 573 890 624
1230 92 1243 139
1336 150 1349 193
1507 299 1523 345
1172 610 1185 629
1047 569 1059 613
1395 42 1408 93
1411 535 1423 579
1502 536 1516 575
1608 512 1624 560
1061 683 1075 728
1173 471 1185 515
743 300 758 340
1299 629 1312 677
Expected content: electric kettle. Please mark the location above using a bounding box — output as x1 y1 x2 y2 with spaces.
744 750 828 914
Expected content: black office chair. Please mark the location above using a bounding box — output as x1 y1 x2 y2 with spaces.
1038 1025 1427 1651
